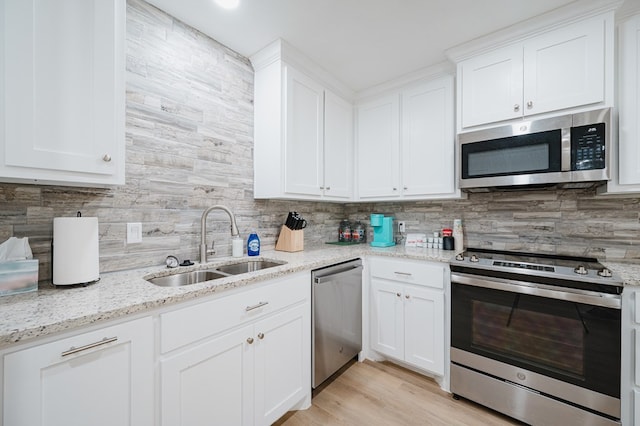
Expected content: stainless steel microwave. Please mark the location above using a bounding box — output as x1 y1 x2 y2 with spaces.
458 108 611 191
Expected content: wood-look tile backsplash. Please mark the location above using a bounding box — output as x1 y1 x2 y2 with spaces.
0 0 638 282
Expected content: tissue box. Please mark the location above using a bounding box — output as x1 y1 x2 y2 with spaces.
0 260 38 296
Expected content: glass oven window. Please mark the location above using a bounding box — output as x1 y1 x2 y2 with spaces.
452 283 620 398
472 299 583 376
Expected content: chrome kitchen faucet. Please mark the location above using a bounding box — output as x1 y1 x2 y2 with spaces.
200 205 240 263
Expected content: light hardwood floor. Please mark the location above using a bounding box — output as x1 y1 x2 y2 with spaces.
275 360 523 426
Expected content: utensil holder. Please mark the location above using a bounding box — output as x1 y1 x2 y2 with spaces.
275 226 304 252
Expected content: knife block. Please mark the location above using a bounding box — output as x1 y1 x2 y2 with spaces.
275 226 304 252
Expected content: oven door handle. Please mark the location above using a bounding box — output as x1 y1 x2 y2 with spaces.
451 272 621 309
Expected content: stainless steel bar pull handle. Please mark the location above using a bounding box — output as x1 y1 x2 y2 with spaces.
246 301 269 311
394 271 412 276
61 336 118 357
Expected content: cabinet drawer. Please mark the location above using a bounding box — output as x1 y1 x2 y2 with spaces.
369 257 444 289
160 272 309 353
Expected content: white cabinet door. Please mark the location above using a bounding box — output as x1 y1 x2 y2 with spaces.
523 16 605 117
457 13 611 130
404 285 445 375
357 95 400 198
612 13 640 191
401 77 455 197
370 278 404 360
284 66 324 197
323 90 353 200
459 45 523 128
4 317 154 426
254 303 310 426
0 0 125 186
161 325 254 426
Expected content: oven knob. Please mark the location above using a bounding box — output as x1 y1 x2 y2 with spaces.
470 255 479 263
574 265 588 275
455 253 464 261
516 372 526 381
598 268 613 278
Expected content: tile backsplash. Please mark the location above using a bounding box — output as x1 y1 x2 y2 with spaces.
0 0 638 283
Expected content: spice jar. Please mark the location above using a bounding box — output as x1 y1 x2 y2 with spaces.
339 220 352 242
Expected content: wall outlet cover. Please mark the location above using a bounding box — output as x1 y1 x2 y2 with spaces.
398 221 406 233
127 222 143 244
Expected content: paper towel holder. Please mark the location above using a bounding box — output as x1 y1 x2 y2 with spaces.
52 214 100 287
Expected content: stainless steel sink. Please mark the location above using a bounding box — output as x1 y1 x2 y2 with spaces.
214 260 285 275
146 259 286 287
148 270 228 287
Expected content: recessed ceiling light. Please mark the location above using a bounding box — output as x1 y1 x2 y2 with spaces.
215 0 239 9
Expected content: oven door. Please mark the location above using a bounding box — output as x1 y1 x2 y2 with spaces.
451 275 621 399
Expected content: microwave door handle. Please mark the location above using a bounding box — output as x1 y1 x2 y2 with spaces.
561 127 571 171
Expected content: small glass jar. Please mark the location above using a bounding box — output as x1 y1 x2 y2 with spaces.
338 220 352 242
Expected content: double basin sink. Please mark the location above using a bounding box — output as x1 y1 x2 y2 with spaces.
147 260 286 287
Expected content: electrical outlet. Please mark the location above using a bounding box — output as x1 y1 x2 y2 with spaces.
127 222 143 244
398 221 406 233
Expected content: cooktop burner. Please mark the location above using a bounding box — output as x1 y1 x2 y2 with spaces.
451 248 622 289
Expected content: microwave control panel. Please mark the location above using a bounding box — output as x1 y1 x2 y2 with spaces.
571 123 606 171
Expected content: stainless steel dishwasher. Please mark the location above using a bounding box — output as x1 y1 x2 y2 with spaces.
312 259 363 389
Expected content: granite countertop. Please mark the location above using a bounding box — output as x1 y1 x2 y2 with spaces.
0 245 454 351
1 245 637 351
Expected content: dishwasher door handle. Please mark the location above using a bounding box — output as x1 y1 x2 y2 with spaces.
314 265 363 284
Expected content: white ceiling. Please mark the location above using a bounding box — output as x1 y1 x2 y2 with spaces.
145 0 587 92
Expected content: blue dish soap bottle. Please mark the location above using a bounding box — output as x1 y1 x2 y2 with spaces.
247 232 260 257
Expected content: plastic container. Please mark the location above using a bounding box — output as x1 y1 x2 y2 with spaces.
232 236 243 257
247 232 260 256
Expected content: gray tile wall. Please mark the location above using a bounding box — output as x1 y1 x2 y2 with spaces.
0 0 638 283
345 189 640 261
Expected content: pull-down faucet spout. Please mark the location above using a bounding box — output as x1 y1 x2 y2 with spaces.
200 205 240 263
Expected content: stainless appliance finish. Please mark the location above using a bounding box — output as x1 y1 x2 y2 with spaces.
312 259 363 389
458 108 611 191
450 249 622 426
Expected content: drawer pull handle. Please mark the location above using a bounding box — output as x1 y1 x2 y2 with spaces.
246 301 269 312
258 332 265 340
405 294 410 299
394 271 412 276
61 336 118 357
396 293 401 297
247 337 254 344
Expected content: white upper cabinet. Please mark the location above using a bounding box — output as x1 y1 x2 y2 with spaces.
604 11 640 194
456 10 614 130
459 45 524 127
323 90 354 199
284 67 325 197
252 40 354 201
0 0 125 186
401 76 456 198
356 74 459 201
356 94 401 199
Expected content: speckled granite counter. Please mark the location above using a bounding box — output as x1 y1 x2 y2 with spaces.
0 245 454 350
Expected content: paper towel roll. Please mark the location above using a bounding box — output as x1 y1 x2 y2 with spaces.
53 217 99 285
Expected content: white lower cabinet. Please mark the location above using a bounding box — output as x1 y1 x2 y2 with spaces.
369 257 445 376
159 272 311 426
3 316 154 426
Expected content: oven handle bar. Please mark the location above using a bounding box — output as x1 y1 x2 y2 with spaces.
451 272 621 309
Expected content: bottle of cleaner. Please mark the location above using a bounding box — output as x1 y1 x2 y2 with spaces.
247 232 260 256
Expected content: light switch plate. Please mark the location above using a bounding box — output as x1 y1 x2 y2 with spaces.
398 221 406 233
127 222 142 244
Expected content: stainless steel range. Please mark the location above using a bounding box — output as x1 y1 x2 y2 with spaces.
450 248 623 426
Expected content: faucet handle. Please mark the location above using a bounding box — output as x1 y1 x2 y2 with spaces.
207 241 216 256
